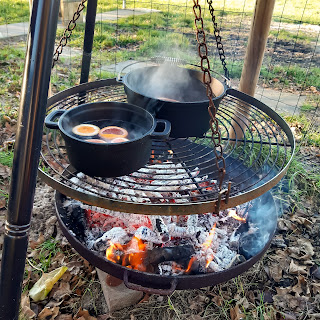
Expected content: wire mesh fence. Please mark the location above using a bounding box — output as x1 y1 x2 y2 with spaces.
0 0 319 147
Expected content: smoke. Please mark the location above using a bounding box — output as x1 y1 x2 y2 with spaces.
125 63 208 116
239 191 278 259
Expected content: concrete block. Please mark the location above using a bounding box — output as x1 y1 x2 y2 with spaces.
96 269 143 312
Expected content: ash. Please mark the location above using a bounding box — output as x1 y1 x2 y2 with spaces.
64 198 250 275
63 163 253 275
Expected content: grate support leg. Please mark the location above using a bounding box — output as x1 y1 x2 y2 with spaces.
0 0 60 319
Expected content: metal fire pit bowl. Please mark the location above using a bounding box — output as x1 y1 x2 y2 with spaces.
39 78 294 215
55 190 277 294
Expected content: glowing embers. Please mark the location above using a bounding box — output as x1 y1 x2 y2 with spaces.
106 236 147 272
83 204 249 275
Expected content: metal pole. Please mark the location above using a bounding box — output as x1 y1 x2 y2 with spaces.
0 0 60 319
80 0 98 84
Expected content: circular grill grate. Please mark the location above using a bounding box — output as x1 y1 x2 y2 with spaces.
39 78 294 215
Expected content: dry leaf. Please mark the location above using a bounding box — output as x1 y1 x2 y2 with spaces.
230 305 244 320
97 315 111 320
269 263 283 282
289 260 308 275
51 282 71 301
291 216 312 229
292 275 310 297
66 260 83 275
0 198 6 209
38 306 59 319
0 163 11 179
278 312 297 320
55 315 73 320
311 282 320 295
75 308 97 320
212 295 224 306
20 293 36 319
29 233 45 250
29 266 68 301
297 239 314 260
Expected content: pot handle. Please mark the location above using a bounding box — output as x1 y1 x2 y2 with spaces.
45 109 65 129
150 119 171 140
123 270 177 295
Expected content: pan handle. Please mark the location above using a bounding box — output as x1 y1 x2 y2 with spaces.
123 270 177 295
150 119 171 140
45 109 65 129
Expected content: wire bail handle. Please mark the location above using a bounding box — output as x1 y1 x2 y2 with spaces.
192 0 230 212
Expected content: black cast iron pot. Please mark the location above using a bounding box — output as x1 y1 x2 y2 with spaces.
45 102 171 177
120 65 227 138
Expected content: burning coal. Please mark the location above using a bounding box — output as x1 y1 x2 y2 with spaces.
64 159 277 276
81 204 249 275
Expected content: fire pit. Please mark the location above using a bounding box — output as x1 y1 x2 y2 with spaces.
55 190 277 294
37 77 293 294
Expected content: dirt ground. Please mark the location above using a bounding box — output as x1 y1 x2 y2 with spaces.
0 157 319 320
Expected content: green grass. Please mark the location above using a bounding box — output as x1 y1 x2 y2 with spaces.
0 46 25 122
0 150 14 167
0 0 29 24
261 64 320 90
29 238 61 274
285 114 320 147
269 29 318 43
1 0 320 26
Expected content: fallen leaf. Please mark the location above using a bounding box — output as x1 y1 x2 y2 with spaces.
75 308 97 320
29 233 45 250
297 239 314 260
0 163 11 179
51 282 71 301
66 260 83 275
277 312 297 320
269 263 283 282
230 304 244 320
56 315 73 320
20 293 36 319
311 282 320 295
288 260 308 275
292 275 310 297
29 266 68 301
0 198 6 209
38 306 59 319
211 295 224 306
97 315 111 320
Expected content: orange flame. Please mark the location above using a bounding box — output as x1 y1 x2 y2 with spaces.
106 237 147 272
125 236 147 272
228 209 246 222
202 223 217 250
186 256 197 273
106 241 123 264
205 251 214 268
201 223 217 268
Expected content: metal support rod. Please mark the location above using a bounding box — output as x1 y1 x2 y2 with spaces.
80 0 98 84
0 0 60 319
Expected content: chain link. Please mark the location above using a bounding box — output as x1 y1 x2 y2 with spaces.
207 0 229 79
192 0 227 195
52 0 87 68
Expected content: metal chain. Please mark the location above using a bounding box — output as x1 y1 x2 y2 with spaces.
207 0 229 80
192 0 227 196
52 0 87 68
